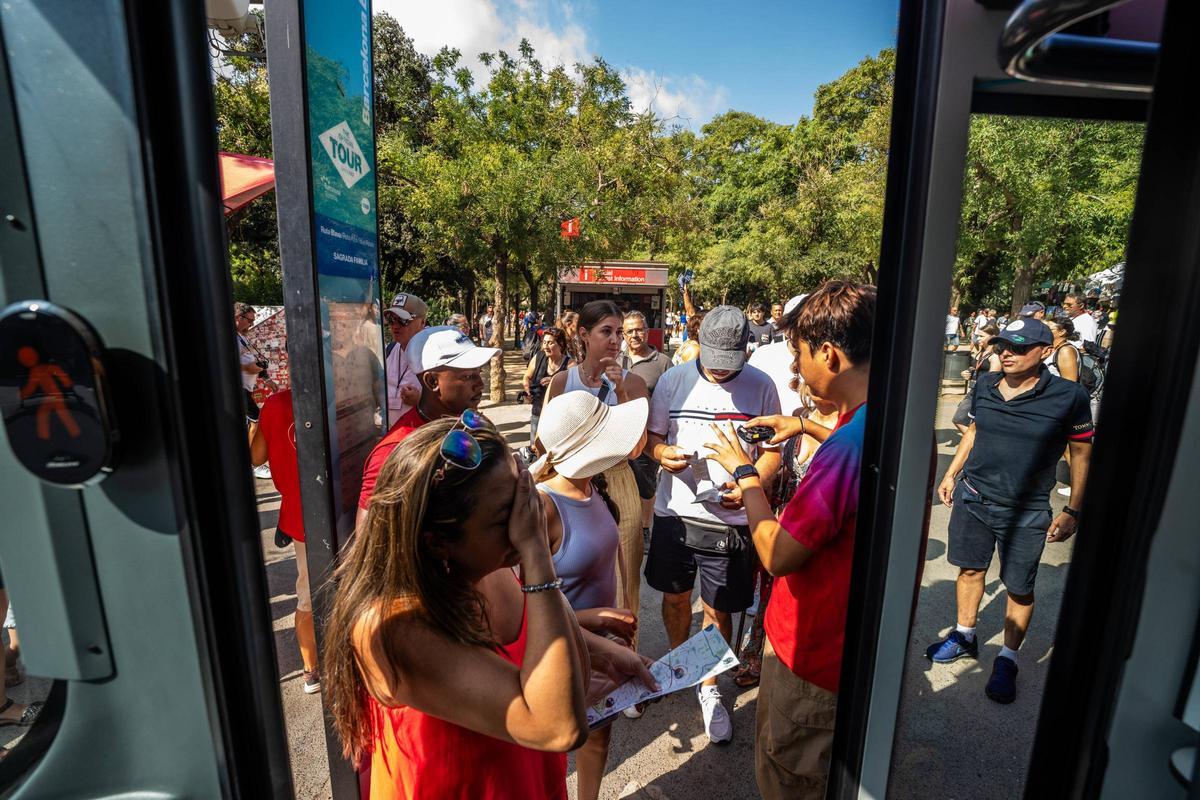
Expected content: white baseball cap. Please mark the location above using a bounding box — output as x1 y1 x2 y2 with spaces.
405 326 500 374
530 392 648 480
783 293 808 316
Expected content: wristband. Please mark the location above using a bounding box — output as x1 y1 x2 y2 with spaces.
521 578 564 594
1063 506 1080 519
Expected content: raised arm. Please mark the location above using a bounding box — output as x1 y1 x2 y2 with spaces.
354 463 589 752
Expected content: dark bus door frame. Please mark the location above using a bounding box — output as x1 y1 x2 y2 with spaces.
828 0 1198 798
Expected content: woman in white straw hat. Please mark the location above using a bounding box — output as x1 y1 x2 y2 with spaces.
530 391 649 800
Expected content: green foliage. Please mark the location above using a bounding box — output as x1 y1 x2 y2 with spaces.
214 24 1140 323
955 116 1143 312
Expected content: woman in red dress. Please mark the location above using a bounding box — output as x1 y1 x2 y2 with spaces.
323 415 655 799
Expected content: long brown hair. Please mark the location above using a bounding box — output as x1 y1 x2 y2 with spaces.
322 418 511 762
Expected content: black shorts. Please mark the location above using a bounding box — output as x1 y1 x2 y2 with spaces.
243 388 261 423
947 480 1051 596
644 514 755 613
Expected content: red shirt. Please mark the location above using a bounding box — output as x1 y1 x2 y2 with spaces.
366 596 567 799
358 407 426 510
764 404 866 693
258 391 304 542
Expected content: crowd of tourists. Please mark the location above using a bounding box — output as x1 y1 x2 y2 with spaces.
238 275 1096 799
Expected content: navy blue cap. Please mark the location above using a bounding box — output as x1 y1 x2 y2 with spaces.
995 318 1053 346
1018 301 1045 317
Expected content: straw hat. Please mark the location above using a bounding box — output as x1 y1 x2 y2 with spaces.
530 392 648 480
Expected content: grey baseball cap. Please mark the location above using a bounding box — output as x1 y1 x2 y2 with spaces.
698 306 750 371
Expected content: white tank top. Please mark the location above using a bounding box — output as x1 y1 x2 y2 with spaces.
563 365 628 406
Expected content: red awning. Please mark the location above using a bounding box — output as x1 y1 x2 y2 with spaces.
219 151 275 216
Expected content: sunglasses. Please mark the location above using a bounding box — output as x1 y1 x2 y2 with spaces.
433 408 488 482
994 340 1039 355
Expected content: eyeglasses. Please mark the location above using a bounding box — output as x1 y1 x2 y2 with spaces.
238 312 255 321
433 408 488 482
994 340 1038 355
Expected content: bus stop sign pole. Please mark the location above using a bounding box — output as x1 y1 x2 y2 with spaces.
266 0 386 796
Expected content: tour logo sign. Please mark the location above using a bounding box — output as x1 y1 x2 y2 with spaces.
320 120 371 189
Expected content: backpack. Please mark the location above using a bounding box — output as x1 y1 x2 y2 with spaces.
1077 341 1108 397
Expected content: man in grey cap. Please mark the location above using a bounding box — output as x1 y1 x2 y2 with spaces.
644 305 781 744
384 293 428 427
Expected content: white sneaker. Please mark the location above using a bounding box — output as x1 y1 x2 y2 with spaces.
253 464 272 480
698 685 732 743
622 702 644 719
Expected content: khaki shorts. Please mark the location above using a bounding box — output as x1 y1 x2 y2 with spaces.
755 637 838 800
293 538 312 613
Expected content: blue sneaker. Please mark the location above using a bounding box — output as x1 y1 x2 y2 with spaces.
985 656 1018 704
925 630 979 663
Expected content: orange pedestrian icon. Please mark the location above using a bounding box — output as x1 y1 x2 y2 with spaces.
17 346 80 440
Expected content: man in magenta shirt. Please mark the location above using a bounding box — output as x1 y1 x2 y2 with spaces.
704 280 874 800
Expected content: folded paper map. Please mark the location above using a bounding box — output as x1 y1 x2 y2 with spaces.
587 624 739 729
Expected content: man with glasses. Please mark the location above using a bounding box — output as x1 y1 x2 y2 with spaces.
929 318 1093 704
1062 292 1097 344
384 293 427 428
357 326 499 530
620 311 674 549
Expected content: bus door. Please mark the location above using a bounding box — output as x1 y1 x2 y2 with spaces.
829 0 1199 798
0 2 291 796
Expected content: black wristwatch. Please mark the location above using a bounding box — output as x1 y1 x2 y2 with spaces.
733 464 760 483
1063 505 1080 519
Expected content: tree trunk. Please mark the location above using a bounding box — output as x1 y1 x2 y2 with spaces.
1011 251 1049 314
490 251 508 403
522 266 538 315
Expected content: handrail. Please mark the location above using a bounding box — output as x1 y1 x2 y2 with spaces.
999 0 1158 92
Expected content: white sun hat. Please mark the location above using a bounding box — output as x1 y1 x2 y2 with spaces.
530 392 648 480
406 325 500 374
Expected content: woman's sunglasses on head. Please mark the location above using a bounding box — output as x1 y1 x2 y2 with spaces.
433 409 488 482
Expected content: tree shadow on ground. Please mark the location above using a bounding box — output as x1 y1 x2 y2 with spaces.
889 561 1071 799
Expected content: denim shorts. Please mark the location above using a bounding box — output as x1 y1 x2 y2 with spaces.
947 480 1051 596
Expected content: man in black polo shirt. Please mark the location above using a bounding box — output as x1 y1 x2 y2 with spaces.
927 318 1092 704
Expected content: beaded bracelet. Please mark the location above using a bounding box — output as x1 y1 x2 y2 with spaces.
520 578 564 594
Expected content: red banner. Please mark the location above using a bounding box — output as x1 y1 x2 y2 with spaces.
578 267 648 284
560 217 580 238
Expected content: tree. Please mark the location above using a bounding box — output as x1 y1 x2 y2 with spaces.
955 116 1142 312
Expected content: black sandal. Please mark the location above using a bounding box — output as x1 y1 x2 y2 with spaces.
0 699 42 727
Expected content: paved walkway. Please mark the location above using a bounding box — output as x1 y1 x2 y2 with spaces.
260 352 1072 799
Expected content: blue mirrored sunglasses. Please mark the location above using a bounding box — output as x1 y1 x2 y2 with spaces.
433 408 488 482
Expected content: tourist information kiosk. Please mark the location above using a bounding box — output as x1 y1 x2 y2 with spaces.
556 261 670 350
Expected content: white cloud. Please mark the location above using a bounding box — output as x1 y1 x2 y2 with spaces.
375 0 590 80
374 0 731 127
621 67 730 129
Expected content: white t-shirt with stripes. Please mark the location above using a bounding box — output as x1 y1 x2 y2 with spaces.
648 361 781 526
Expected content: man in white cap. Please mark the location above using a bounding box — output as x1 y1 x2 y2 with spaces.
357 326 499 528
749 294 808 416
384 293 428 427
644 305 782 744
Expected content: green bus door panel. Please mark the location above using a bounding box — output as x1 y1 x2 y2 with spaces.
0 1 233 796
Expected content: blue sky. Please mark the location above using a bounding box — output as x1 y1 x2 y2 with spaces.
377 0 900 128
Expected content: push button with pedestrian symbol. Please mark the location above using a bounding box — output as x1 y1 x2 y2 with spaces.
0 301 118 486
